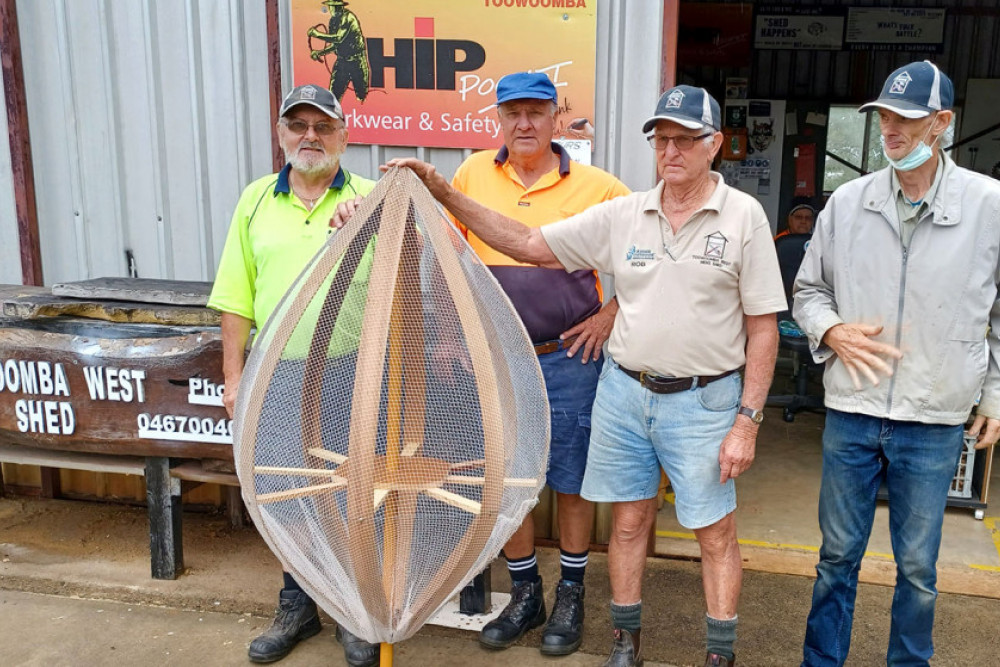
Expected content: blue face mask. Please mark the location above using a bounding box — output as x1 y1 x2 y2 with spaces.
881 118 938 172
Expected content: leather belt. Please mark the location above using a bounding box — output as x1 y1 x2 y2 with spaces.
619 366 738 394
533 335 579 356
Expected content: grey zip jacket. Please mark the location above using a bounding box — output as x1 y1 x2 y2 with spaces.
792 153 1000 425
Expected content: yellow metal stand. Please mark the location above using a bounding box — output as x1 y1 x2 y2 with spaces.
380 642 393 665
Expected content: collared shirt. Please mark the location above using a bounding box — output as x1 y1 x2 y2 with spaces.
208 163 375 335
451 143 630 342
541 173 786 376
892 153 945 247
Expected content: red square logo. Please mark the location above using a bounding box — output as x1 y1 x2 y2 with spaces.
414 17 434 38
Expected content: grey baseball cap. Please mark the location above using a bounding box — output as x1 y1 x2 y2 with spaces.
280 85 344 120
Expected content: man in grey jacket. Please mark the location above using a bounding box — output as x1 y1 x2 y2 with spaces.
794 60 1000 666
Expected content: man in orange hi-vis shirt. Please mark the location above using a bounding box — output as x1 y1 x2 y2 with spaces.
451 71 630 658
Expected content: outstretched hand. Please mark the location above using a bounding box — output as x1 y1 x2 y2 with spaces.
822 323 903 390
382 158 452 200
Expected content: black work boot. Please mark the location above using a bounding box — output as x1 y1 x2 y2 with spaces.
248 589 322 663
479 578 546 649
603 628 643 667
540 580 585 655
704 652 736 666
335 624 379 667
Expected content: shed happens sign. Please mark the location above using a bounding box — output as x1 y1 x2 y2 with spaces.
290 0 597 149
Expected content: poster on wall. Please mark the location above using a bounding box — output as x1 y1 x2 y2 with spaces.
754 12 844 50
720 99 786 230
289 0 597 150
846 8 946 52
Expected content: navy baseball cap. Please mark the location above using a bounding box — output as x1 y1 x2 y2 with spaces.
643 85 721 134
280 85 344 120
859 61 954 119
495 72 558 106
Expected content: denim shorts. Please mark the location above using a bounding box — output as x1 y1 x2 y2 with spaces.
580 357 740 529
537 346 602 494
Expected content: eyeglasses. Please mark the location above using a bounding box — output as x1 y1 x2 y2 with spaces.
281 119 344 136
646 132 713 151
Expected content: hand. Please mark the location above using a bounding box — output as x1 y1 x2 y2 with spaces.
310 50 322 61
307 27 319 37
222 372 242 419
718 420 757 483
429 341 472 385
566 118 594 141
822 323 903 390
382 158 452 201
967 413 1000 450
559 299 617 363
330 194 365 229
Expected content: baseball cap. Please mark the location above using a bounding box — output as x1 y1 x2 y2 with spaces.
642 85 721 134
495 72 558 106
858 60 954 119
280 85 344 120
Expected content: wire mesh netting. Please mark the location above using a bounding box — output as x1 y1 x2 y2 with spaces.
233 167 550 644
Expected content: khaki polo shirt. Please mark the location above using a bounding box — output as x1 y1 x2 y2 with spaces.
540 173 786 377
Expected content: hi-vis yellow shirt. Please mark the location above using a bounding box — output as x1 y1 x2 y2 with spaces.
452 144 630 342
208 164 375 353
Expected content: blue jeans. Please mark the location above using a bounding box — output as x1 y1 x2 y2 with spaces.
537 346 602 494
802 409 964 667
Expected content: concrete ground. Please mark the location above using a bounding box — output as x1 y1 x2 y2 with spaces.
3 495 1000 666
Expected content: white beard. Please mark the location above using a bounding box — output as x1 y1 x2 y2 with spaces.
283 139 343 176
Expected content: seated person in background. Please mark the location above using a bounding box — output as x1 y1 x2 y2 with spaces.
774 203 815 240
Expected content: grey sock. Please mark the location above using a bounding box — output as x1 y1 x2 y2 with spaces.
706 614 737 660
610 601 642 633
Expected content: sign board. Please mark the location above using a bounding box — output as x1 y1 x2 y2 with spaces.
846 8 946 52
754 13 845 50
290 0 597 149
0 324 232 459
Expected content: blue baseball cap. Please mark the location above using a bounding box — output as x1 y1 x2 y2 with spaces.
642 85 721 134
859 60 954 119
495 72 558 106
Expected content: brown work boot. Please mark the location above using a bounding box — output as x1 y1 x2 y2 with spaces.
704 652 736 666
603 627 642 667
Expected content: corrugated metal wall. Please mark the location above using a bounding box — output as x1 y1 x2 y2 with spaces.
1 0 661 287
0 62 20 285
11 0 274 285
680 0 1000 104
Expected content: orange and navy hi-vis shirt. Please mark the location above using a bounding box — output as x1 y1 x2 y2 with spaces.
451 143 631 342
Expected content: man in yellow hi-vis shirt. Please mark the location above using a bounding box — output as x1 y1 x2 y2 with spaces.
208 84 377 667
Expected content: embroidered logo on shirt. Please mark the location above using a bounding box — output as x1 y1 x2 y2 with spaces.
703 232 728 258
691 232 733 269
626 244 656 267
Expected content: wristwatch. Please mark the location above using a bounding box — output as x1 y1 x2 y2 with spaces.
738 405 764 425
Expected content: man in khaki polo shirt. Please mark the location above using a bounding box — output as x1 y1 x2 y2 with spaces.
362 85 785 667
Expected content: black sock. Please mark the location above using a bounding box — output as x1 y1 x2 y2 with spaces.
505 551 539 585
610 601 642 633
282 571 302 592
559 548 588 584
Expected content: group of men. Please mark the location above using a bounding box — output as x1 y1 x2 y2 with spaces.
209 60 1000 667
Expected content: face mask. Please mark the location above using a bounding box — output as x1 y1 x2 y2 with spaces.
881 118 938 172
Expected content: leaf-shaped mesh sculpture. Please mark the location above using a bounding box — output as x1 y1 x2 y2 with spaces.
233 167 550 645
